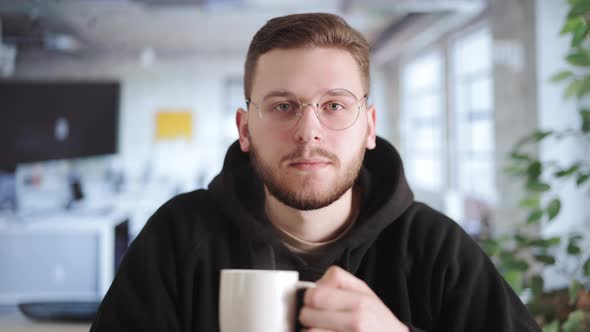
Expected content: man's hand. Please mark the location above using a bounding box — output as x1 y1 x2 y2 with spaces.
299 266 409 332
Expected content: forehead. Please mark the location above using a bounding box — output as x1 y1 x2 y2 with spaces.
251 47 364 99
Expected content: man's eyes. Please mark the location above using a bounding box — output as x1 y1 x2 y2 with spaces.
324 102 344 111
271 102 297 112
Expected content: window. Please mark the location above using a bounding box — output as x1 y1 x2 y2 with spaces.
451 27 496 202
222 77 243 148
401 51 445 191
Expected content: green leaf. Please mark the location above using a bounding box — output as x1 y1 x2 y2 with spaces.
504 165 526 176
565 79 584 99
547 237 561 246
526 181 551 193
550 70 575 82
514 131 552 150
514 234 529 247
547 198 562 221
569 1 590 17
499 251 529 271
528 239 546 247
518 195 541 209
534 254 556 265
481 239 500 257
533 130 553 141
583 257 590 276
499 250 513 261
569 280 582 305
504 270 523 294
554 164 580 177
527 161 542 180
506 259 530 271
567 243 582 255
572 24 590 47
577 77 590 98
527 209 544 224
542 320 559 332
530 274 544 297
569 234 583 242
562 15 586 34
577 173 589 186
529 237 561 248
566 50 590 67
563 310 586 332
510 151 530 161
581 109 590 132
547 237 562 247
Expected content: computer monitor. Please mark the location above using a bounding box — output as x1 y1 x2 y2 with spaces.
0 81 120 172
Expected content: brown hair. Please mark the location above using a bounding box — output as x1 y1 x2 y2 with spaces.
244 12 370 99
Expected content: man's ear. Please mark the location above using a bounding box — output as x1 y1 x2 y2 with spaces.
365 105 377 150
236 108 251 152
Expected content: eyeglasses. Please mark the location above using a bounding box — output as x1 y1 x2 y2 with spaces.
246 89 367 131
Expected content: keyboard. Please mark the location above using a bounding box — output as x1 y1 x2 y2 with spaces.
18 301 100 322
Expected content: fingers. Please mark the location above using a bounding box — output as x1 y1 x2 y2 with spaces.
304 285 369 311
316 266 374 295
300 305 379 332
299 306 352 332
301 266 406 332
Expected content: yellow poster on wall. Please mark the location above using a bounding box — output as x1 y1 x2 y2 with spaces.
155 110 193 141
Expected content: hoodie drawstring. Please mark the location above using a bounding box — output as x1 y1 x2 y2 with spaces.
341 248 352 271
267 243 277 270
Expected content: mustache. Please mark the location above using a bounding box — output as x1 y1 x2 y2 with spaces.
280 147 339 164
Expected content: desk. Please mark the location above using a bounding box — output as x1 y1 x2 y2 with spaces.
0 211 128 305
0 306 90 332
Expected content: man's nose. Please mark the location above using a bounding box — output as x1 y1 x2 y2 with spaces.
293 103 323 143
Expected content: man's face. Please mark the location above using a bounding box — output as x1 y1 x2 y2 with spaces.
237 47 376 210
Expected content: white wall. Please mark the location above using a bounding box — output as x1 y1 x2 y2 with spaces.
370 68 393 141
14 53 244 189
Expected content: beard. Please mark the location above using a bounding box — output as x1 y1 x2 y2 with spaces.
249 135 366 211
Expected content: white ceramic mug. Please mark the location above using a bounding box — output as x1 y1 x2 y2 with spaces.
219 269 316 332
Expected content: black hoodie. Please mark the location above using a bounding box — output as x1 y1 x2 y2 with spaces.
90 137 540 332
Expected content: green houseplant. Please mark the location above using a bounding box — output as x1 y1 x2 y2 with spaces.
482 1 590 331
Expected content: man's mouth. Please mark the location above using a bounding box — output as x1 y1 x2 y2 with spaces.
288 159 331 171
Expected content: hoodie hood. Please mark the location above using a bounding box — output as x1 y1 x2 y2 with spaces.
208 136 414 276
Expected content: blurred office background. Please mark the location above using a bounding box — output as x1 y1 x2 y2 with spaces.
0 0 588 330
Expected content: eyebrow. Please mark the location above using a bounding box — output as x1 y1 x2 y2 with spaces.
261 90 297 100
323 89 354 97
259 88 362 101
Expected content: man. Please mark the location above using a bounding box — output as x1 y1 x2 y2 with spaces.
90 13 541 332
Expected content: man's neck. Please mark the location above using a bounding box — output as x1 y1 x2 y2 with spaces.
264 186 361 243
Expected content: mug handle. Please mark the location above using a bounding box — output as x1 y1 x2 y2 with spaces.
294 281 316 332
296 281 316 289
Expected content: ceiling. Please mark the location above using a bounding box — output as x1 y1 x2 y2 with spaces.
0 0 486 59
